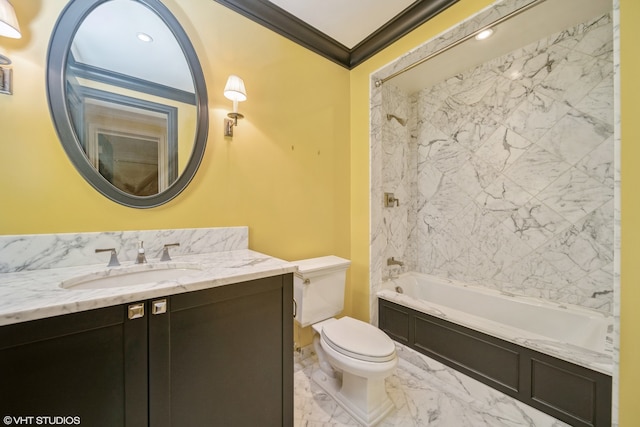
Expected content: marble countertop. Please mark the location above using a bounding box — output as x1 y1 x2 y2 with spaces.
0 249 297 327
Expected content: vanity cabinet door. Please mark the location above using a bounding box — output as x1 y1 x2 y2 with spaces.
0 304 148 427
0 274 293 427
148 274 293 427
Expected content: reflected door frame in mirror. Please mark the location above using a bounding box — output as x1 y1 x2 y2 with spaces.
46 0 208 208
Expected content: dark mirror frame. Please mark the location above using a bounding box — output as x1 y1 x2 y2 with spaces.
46 0 208 208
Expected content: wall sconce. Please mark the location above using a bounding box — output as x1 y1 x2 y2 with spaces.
0 0 20 39
223 75 247 137
0 0 21 88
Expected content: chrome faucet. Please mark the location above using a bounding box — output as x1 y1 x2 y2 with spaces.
387 257 404 267
136 241 147 264
96 248 120 267
160 243 180 261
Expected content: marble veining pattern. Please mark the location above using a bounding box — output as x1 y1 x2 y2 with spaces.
374 8 614 315
369 0 543 322
294 344 569 427
371 0 619 423
611 1 621 424
0 227 249 273
0 228 296 326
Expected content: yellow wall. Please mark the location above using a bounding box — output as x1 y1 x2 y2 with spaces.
0 0 351 264
619 1 639 425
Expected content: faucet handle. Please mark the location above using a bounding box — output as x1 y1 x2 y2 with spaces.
384 193 400 207
160 243 180 261
136 241 147 264
95 248 120 267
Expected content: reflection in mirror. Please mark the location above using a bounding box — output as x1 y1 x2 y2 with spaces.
47 0 207 208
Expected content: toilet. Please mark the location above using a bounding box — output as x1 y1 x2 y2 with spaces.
293 256 398 426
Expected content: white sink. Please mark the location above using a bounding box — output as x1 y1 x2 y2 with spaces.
61 263 204 290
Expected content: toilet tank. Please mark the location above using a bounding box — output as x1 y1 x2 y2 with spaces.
293 256 351 327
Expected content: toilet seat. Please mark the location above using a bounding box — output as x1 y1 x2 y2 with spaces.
321 317 396 363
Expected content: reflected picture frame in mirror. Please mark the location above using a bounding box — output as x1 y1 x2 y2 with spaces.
46 0 208 208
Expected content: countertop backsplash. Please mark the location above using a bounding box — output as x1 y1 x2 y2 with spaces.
0 227 249 273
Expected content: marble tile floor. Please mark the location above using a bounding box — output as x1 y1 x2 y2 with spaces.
294 344 569 427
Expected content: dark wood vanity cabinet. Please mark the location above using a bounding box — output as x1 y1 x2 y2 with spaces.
0 302 146 426
0 274 293 427
150 274 294 427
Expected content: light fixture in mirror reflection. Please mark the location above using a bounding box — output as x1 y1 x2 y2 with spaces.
47 0 208 208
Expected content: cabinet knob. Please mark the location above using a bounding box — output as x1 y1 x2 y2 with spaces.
152 299 167 315
128 303 145 320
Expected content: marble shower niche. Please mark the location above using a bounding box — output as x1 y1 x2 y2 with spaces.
374 6 615 315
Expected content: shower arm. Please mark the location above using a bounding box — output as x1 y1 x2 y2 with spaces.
386 114 407 126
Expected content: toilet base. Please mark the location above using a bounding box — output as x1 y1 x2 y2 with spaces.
312 368 395 427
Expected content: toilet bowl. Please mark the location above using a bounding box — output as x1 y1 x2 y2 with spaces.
311 317 397 426
292 256 398 427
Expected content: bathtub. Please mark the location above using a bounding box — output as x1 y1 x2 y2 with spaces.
377 272 613 427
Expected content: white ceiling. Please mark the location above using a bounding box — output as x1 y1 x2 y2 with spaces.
267 0 417 49
71 0 194 92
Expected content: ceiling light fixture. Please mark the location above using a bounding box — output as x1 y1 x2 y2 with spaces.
137 32 153 43
475 28 494 41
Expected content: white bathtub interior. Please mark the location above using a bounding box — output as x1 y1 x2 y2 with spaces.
377 272 613 377
380 273 609 353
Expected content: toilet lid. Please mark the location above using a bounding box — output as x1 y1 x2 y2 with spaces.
321 317 396 362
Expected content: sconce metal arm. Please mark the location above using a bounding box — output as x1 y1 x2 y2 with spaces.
224 112 244 137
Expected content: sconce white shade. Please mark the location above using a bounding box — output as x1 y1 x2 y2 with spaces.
223 75 246 136
0 0 21 39
224 75 247 102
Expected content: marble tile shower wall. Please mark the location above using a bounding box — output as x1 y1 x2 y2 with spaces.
383 13 614 313
381 83 417 277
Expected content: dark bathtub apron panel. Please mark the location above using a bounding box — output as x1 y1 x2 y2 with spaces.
413 314 521 393
379 298 612 427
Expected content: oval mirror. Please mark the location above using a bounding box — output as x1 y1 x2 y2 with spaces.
47 0 208 208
